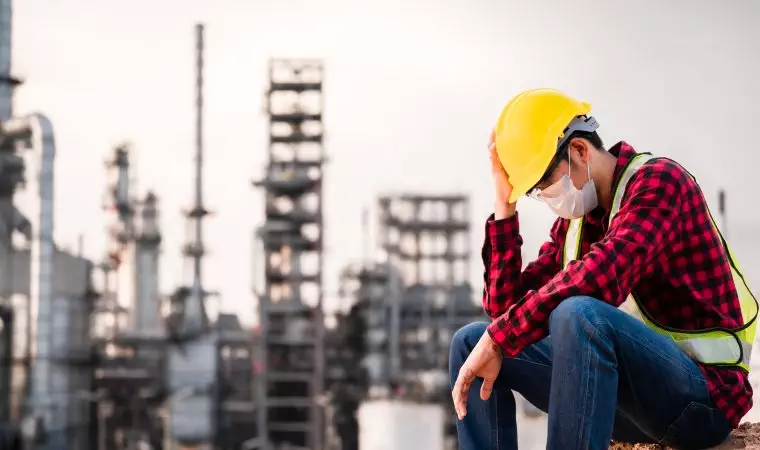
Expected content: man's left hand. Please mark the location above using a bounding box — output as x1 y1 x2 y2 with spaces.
451 330 503 420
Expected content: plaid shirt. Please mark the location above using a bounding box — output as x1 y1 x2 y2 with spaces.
482 141 752 427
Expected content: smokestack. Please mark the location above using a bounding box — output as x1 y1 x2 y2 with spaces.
135 192 161 334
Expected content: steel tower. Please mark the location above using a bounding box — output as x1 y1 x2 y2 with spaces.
253 59 326 450
165 23 218 449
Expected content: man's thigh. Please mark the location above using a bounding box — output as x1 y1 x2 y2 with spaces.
603 304 730 446
508 302 726 445
506 335 653 443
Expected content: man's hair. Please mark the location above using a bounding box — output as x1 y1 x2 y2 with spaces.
561 130 604 153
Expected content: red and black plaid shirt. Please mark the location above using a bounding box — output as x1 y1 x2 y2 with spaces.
482 141 752 427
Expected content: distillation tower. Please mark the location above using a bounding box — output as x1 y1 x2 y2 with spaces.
90 143 166 450
253 59 326 450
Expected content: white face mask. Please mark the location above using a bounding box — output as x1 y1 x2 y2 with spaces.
534 156 598 220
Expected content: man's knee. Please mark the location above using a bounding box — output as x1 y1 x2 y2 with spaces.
549 295 606 333
450 321 489 355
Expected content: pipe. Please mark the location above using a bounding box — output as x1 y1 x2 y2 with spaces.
0 0 13 120
1 113 56 430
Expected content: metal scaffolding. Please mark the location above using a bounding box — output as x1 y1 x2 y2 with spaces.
326 195 483 449
377 195 474 374
379 194 483 444
253 58 326 450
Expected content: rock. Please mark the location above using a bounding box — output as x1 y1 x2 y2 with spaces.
609 423 760 450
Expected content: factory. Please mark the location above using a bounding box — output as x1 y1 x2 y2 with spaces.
250 60 485 449
0 15 260 450
0 2 486 449
3 1 760 449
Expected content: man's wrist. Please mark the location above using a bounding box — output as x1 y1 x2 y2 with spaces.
484 330 502 355
494 201 517 220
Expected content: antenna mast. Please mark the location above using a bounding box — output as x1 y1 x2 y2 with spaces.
180 23 210 331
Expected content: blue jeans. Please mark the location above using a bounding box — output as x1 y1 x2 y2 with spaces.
449 296 732 450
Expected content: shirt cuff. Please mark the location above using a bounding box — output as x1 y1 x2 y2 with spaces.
486 212 520 250
486 307 525 357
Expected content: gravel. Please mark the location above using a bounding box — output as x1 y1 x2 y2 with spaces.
608 423 760 450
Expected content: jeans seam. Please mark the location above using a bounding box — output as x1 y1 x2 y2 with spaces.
578 325 597 450
617 328 694 378
513 357 552 370
494 391 500 450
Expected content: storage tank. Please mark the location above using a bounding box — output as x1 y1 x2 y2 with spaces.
358 400 444 450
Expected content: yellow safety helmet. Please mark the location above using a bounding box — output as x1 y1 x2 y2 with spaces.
494 88 594 203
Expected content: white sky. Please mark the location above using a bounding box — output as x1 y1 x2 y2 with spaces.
10 0 760 325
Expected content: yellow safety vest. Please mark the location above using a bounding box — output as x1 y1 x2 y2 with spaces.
563 153 758 371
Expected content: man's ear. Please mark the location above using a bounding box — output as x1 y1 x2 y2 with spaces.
568 137 590 164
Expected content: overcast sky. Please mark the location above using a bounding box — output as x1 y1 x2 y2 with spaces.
10 0 760 328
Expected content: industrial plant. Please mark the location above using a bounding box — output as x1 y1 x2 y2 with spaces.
0 2 488 449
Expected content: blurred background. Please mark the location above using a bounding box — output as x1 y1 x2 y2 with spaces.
0 0 758 449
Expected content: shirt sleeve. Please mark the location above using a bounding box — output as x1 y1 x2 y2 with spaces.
481 212 563 319
486 163 685 356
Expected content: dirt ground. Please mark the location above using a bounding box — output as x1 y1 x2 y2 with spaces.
608 423 760 449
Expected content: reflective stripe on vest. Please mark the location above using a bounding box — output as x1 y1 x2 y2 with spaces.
562 153 759 371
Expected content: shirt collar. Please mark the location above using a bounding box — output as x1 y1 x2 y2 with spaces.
609 141 638 187
585 141 638 227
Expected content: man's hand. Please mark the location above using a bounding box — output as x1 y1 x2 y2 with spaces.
451 330 503 420
488 130 517 220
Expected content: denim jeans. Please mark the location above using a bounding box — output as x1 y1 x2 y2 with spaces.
449 296 732 450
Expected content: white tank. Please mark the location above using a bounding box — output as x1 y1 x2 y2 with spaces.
358 400 444 450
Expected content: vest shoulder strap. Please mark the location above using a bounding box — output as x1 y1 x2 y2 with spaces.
564 152 655 266
609 153 655 224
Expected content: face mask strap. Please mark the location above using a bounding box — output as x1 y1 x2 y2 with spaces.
568 151 593 183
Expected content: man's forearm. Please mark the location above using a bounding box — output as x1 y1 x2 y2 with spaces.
481 213 526 319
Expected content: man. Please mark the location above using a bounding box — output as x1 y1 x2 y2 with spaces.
449 88 758 450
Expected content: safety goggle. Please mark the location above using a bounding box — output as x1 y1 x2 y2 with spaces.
527 149 567 200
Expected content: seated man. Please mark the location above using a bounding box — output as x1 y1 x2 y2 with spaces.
449 88 757 450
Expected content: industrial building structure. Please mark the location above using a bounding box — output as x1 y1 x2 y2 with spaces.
248 60 483 450
89 142 167 450
0 11 260 449
252 58 327 450
0 1 492 447
0 0 98 447
327 195 485 449
88 24 259 450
